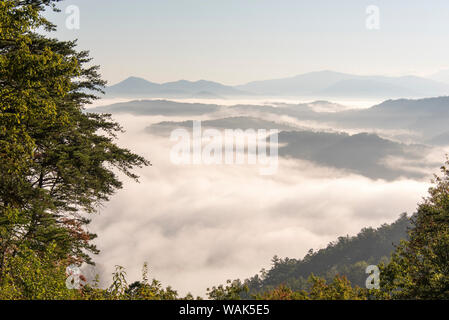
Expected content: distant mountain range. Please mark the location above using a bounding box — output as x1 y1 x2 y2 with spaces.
91 96 449 180
429 69 449 85
144 116 431 180
91 96 449 145
105 77 247 98
146 117 300 136
92 99 221 116
276 131 429 180
105 71 449 99
237 71 449 98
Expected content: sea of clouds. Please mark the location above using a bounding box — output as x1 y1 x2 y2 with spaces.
82 107 435 297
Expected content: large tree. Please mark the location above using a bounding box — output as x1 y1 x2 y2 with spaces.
380 158 449 299
0 0 149 274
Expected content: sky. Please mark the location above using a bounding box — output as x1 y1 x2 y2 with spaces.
44 0 449 86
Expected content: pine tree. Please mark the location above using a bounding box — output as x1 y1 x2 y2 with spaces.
380 158 449 299
0 0 149 274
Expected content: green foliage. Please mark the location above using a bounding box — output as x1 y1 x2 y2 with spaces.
0 245 192 300
99 263 182 300
1 0 149 276
208 275 368 300
303 275 368 300
87 263 196 300
255 284 307 300
380 158 449 299
207 279 249 300
0 243 80 300
242 215 410 296
255 275 368 300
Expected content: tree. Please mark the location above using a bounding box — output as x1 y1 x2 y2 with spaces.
124 263 180 300
0 0 149 277
380 158 449 299
256 275 367 300
207 279 249 300
241 215 410 296
0 243 81 300
208 275 368 300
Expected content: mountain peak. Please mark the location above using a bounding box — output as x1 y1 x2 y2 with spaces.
120 76 154 84
106 76 246 97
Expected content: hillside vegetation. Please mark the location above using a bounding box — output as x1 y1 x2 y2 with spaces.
241 214 411 296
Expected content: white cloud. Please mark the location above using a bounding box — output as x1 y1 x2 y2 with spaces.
87 113 431 297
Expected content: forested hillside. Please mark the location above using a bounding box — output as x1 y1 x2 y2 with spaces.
241 214 411 296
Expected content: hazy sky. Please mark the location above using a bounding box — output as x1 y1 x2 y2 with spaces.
45 0 449 85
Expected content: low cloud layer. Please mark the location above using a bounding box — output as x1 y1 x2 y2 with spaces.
87 113 432 296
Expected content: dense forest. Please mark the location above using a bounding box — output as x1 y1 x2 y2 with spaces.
239 213 411 296
1 0 448 300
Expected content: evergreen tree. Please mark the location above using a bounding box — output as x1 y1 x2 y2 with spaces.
380 158 449 299
0 0 149 275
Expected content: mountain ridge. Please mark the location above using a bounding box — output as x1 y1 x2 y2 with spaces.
106 77 249 98
237 71 449 98
106 71 449 99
